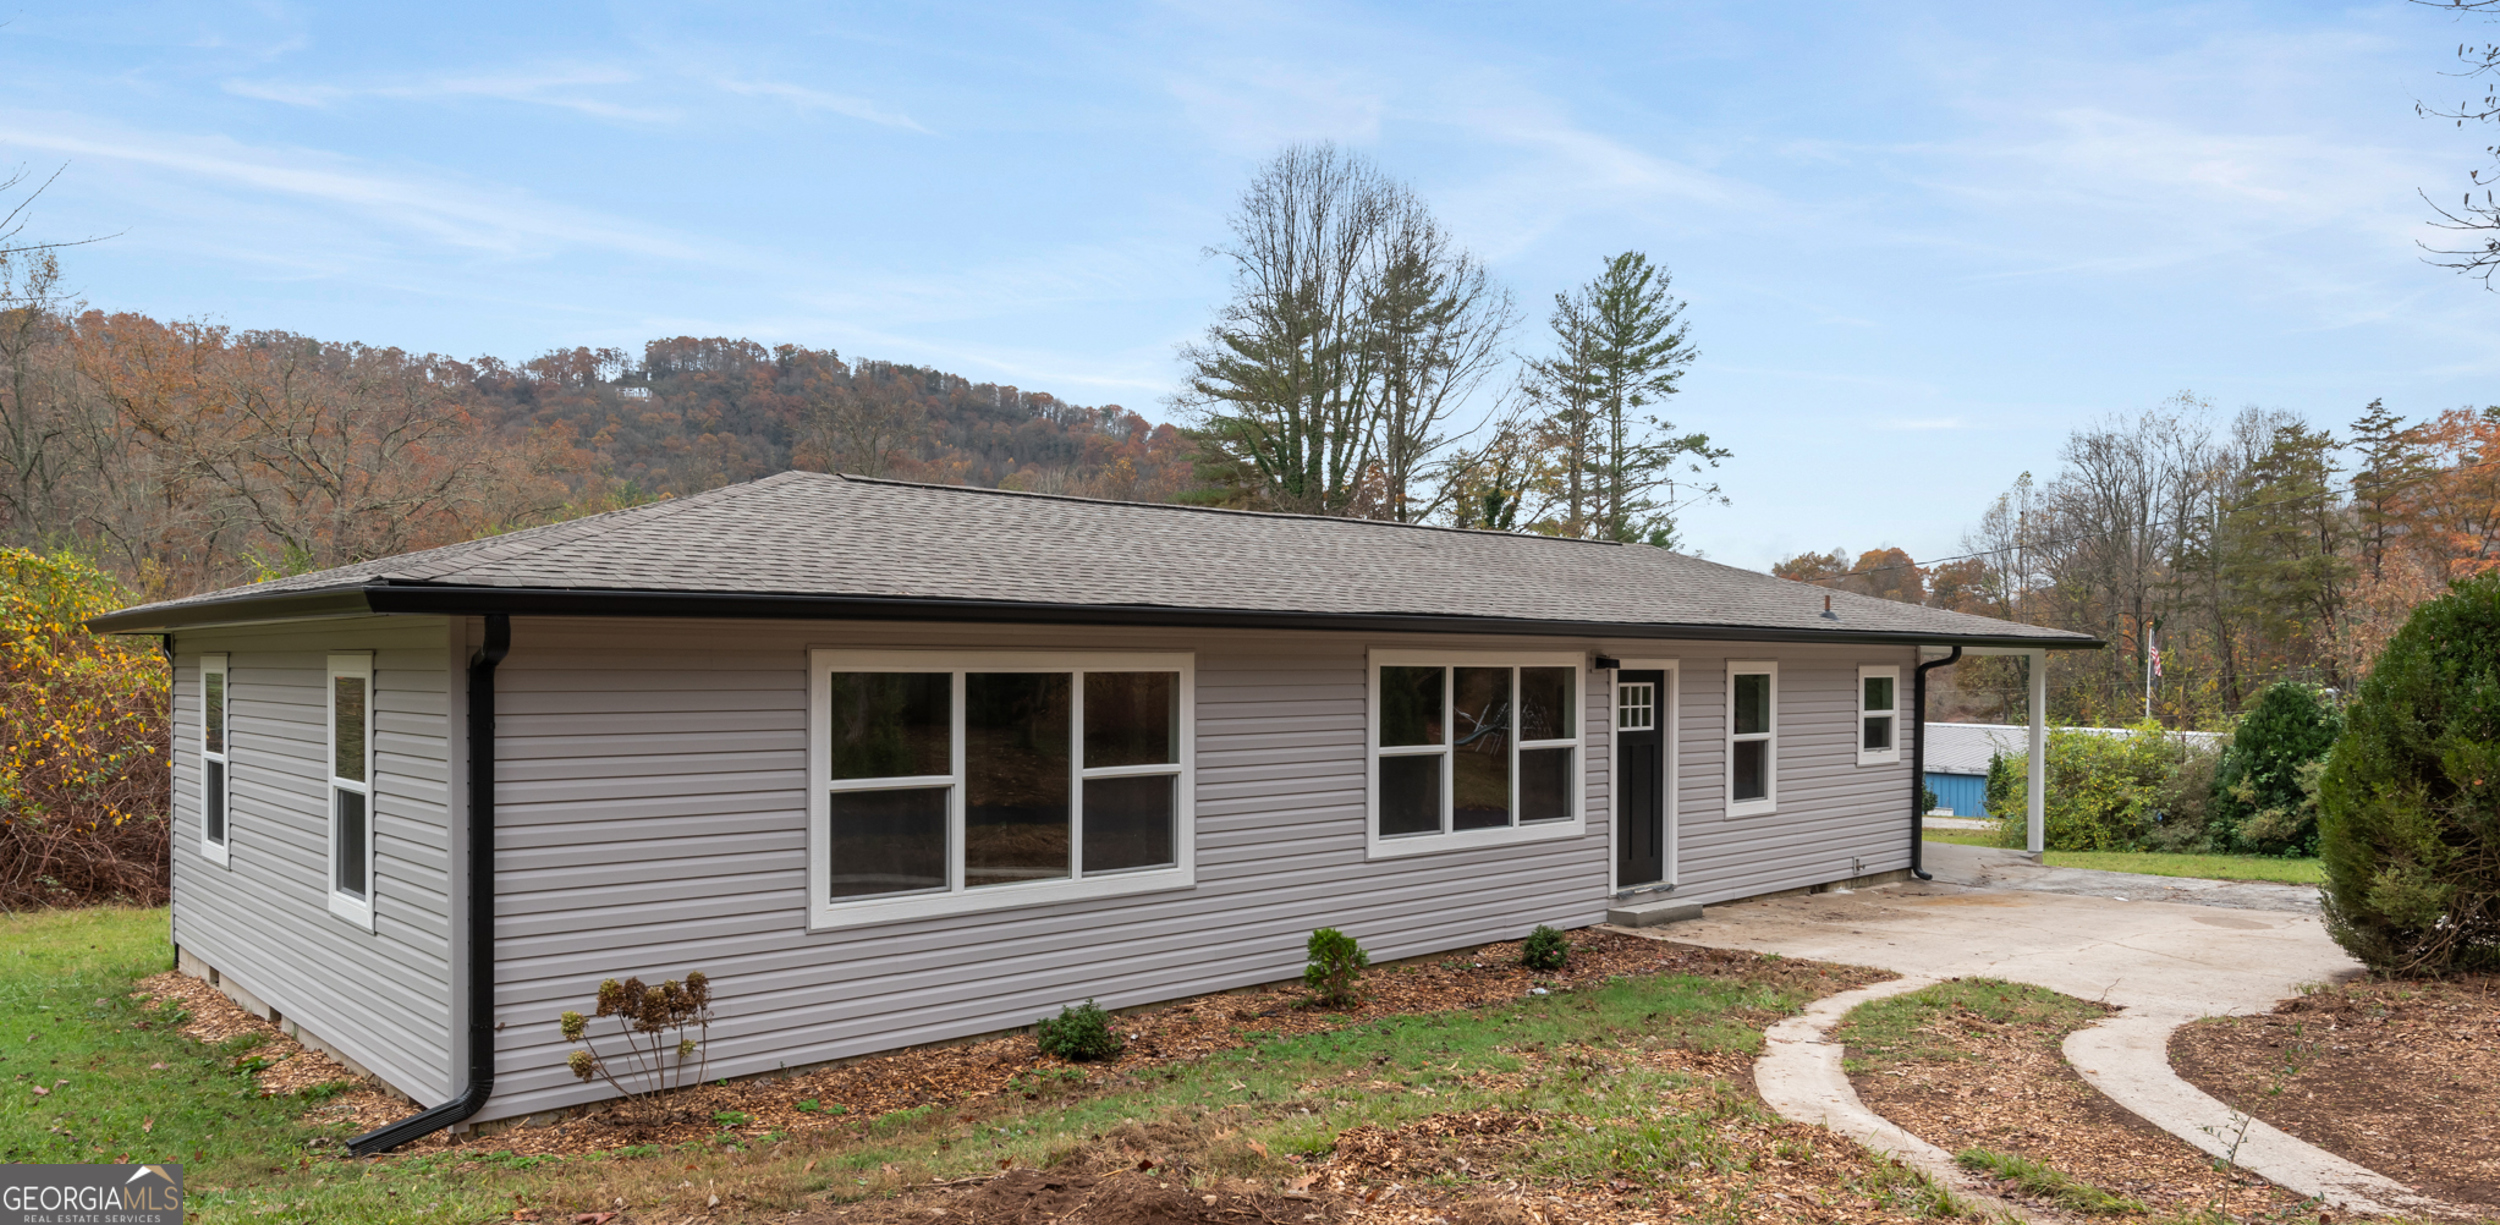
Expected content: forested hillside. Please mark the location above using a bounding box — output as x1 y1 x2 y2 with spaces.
0 258 1198 601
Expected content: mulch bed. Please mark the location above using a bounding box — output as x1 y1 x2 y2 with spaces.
2172 973 2500 1208
799 1055 1954 1225
142 930 1882 1160
1846 986 2312 1217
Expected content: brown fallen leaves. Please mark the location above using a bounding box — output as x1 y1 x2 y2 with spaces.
2174 973 2500 1208
1849 992 2306 1216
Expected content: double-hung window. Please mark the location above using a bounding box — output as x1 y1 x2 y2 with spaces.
806 650 1195 928
326 653 375 928
1858 665 1901 766
1726 661 1777 816
200 654 231 866
1367 651 1586 857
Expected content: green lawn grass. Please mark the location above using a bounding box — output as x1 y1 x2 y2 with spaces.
1922 833 2323 884
0 909 1960 1223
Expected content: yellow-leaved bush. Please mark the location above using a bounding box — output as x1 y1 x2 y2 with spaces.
0 549 168 906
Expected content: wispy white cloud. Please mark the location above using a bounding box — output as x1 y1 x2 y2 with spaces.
0 112 719 262
223 66 676 123
714 79 929 133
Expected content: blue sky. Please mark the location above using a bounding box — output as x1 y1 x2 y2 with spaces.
3 1 2494 568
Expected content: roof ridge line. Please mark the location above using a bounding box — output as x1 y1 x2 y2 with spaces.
824 471 1630 549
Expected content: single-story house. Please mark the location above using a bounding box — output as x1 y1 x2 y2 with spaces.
1922 722 2225 818
90 471 2098 1151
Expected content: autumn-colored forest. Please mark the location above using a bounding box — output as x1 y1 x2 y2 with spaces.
1777 396 2500 730
0 256 1197 602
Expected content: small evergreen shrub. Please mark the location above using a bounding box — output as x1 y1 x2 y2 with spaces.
1034 999 1124 1061
2211 682 2342 856
1304 927 1369 1007
2320 571 2500 974
1520 925 1570 971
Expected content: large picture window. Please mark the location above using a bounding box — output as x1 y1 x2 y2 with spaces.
807 650 1194 928
200 653 231 866
1726 661 1777 816
1367 651 1587 858
1857 665 1900 767
326 652 375 927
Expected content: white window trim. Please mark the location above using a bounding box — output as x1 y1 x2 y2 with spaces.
326 652 376 929
805 648 1196 930
1726 660 1778 818
1366 649 1590 860
199 653 231 867
1857 664 1902 767
1609 658 1679 894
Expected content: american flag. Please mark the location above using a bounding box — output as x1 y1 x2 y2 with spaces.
2149 632 2162 679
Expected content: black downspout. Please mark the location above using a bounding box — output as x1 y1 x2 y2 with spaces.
348 614 509 1156
1909 645 1962 882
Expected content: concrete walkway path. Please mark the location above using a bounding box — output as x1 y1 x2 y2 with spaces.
1620 851 2464 1217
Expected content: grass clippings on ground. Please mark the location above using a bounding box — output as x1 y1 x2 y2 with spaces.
1839 976 2309 1218
2173 973 2500 1208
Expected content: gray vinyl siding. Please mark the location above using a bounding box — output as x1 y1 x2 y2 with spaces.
168 617 457 1101
480 618 1613 1124
1616 642 1921 906
167 610 1927 1126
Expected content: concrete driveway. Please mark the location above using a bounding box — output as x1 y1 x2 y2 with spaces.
1669 842 2353 1014
1629 844 2459 1215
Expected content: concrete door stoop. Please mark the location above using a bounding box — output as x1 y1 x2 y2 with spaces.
1613 843 2470 1219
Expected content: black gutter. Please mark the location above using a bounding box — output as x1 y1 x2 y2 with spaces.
1908 645 1963 882
85 581 2107 651
347 614 509 1156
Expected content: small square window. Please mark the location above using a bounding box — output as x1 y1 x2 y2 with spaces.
1858 665 1902 766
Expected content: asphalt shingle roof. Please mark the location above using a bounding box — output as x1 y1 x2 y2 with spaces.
93 471 2100 646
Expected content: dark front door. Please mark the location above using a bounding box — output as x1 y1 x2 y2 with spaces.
1617 670 1665 888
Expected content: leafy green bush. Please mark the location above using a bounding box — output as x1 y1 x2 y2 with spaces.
1987 722 2183 851
1034 999 1125 1061
1520 925 1569 971
2145 740 2224 852
2319 571 2500 974
1304 927 1369 1007
2210 682 2342 856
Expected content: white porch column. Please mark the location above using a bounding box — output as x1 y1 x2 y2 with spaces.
2027 648 2047 856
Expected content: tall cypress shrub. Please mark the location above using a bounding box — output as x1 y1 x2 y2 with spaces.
2210 682 2342 857
2318 571 2500 974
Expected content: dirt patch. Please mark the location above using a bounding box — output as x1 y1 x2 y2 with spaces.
367 930 1876 1157
798 1165 1350 1225
2172 973 2500 1207
1847 982 2309 1217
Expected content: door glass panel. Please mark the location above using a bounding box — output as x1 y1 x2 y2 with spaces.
827 672 951 780
1732 673 1770 737
827 786 949 897
1377 754 1441 836
1084 672 1178 768
964 672 1071 887
1380 666 1444 746
1732 739 1768 803
1617 683 1654 731
1520 747 1572 822
1082 774 1175 872
1519 667 1573 739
